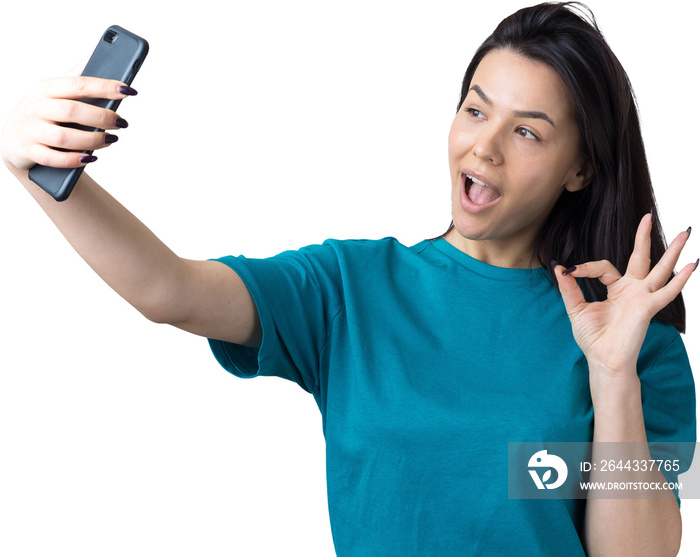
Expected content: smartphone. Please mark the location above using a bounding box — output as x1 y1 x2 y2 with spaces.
28 26 149 202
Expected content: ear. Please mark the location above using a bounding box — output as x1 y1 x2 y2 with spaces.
564 157 593 193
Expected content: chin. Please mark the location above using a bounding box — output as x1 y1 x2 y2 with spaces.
449 215 491 242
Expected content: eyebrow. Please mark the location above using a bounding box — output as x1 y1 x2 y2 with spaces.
469 85 556 128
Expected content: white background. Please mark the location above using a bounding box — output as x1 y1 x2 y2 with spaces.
0 1 697 555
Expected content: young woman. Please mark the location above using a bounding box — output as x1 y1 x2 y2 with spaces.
2 2 696 555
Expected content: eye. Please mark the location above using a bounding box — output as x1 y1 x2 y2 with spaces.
465 107 485 119
516 127 540 141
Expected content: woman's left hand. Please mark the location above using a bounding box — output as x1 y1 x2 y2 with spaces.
553 213 696 380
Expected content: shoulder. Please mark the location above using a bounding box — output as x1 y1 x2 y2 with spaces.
314 237 435 267
638 320 691 378
638 321 696 445
227 238 435 290
319 237 431 254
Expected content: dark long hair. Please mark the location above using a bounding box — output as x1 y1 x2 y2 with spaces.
441 1 685 332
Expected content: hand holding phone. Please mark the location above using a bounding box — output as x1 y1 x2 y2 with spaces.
27 26 149 201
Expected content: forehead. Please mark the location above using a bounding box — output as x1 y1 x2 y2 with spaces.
470 49 575 120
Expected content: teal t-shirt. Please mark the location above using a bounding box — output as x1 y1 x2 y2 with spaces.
208 237 696 556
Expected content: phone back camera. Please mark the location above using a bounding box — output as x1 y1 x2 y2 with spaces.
104 30 118 44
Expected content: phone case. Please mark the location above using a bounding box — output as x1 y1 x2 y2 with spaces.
28 26 149 201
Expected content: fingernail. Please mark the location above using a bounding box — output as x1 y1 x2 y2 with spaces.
550 260 558 273
563 265 577 276
115 118 129 129
118 85 138 96
694 259 699 273
687 226 692 239
104 134 119 144
650 206 655 226
80 155 98 164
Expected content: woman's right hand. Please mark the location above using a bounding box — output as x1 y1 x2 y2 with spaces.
1 75 136 175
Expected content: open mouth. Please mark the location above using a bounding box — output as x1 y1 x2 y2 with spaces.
461 173 502 213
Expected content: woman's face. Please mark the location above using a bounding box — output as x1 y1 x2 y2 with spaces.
446 48 590 267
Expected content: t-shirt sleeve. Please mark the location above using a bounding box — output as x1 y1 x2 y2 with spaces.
207 242 345 395
638 322 697 501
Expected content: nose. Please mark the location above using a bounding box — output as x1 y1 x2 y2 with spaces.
472 125 503 165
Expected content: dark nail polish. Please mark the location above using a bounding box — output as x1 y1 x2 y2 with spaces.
650 206 655 226
104 134 119 144
118 85 138 96
563 265 577 276
115 118 129 129
694 259 699 273
80 155 98 164
550 260 558 273
687 226 692 239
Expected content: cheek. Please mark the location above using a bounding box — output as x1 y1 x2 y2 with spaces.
447 125 459 162
503 165 566 218
447 121 472 160
511 151 566 189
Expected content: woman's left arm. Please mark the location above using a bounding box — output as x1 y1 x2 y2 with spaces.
553 213 697 557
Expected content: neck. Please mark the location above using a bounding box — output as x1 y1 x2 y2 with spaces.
444 227 540 269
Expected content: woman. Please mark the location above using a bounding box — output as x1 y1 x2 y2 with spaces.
2 2 696 555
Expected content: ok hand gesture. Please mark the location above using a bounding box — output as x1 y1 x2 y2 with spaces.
553 214 696 390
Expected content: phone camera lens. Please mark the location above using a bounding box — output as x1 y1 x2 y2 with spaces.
104 30 118 43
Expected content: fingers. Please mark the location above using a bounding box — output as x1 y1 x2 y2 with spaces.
646 227 692 290
555 221 696 320
36 97 127 131
3 75 138 171
625 213 653 279
552 262 587 315
28 143 97 169
39 75 134 102
560 259 623 286
650 259 698 314
35 76 134 132
551 214 696 324
34 121 117 152
26 97 127 167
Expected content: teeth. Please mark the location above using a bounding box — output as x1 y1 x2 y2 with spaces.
467 174 488 188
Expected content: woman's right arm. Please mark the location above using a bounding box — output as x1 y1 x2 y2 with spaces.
2 76 261 347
